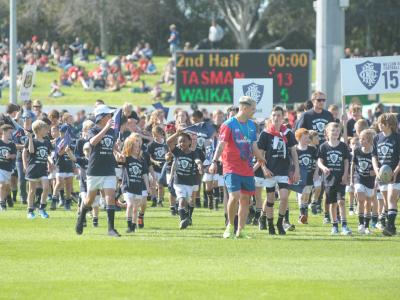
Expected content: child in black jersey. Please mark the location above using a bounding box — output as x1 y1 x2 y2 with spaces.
317 122 352 235
147 126 167 207
351 129 376 234
75 105 122 237
0 125 17 211
48 125 59 208
167 130 203 230
51 124 74 211
119 134 150 233
23 120 52 219
347 137 360 216
138 141 154 229
294 128 318 224
258 107 300 235
308 130 323 215
372 113 400 236
66 142 101 227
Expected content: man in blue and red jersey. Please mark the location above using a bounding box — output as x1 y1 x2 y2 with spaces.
210 96 265 239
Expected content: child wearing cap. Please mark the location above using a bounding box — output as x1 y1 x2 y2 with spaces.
75 105 122 237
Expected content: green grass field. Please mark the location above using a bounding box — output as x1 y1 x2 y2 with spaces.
1 196 399 300
0 56 174 107
1 57 399 107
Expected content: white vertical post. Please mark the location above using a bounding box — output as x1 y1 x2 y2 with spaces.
314 0 349 108
9 0 17 104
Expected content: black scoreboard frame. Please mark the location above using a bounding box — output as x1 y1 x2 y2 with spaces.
175 49 312 105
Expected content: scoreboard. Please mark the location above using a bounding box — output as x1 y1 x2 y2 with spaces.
175 50 312 104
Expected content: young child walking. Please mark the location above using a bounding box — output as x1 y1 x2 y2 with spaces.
0 125 17 211
23 120 53 219
167 130 203 229
119 134 150 233
294 128 319 224
351 129 376 234
317 122 352 235
372 113 400 236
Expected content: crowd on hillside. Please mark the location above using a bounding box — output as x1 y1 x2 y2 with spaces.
0 35 176 100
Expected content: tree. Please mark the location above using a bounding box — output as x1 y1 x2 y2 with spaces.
56 0 127 55
345 0 400 54
215 0 268 49
256 0 315 50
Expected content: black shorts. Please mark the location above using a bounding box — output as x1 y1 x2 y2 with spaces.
194 173 202 186
324 184 346 204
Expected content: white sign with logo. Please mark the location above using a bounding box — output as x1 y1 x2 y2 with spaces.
233 78 273 120
18 64 37 102
341 56 400 96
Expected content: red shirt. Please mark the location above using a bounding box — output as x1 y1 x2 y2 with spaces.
219 118 257 177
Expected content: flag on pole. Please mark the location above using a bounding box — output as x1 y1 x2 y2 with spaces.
12 127 25 142
183 121 215 139
152 102 169 119
55 127 72 154
113 108 123 138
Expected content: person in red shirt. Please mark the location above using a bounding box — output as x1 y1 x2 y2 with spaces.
210 96 265 239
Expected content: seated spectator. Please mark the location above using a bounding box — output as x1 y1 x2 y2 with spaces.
37 54 51 71
70 37 83 54
41 40 51 56
129 43 143 61
79 73 92 90
94 46 104 61
140 43 153 59
161 58 175 85
131 80 151 93
139 57 149 72
126 61 141 82
183 42 192 51
60 72 73 87
49 80 64 97
151 83 163 100
80 43 89 62
93 73 106 90
53 47 62 64
145 59 157 74
50 41 59 59
106 73 120 92
58 49 73 70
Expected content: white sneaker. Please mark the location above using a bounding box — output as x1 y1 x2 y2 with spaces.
283 222 295 231
377 222 385 230
358 224 366 234
365 228 372 235
283 222 290 231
